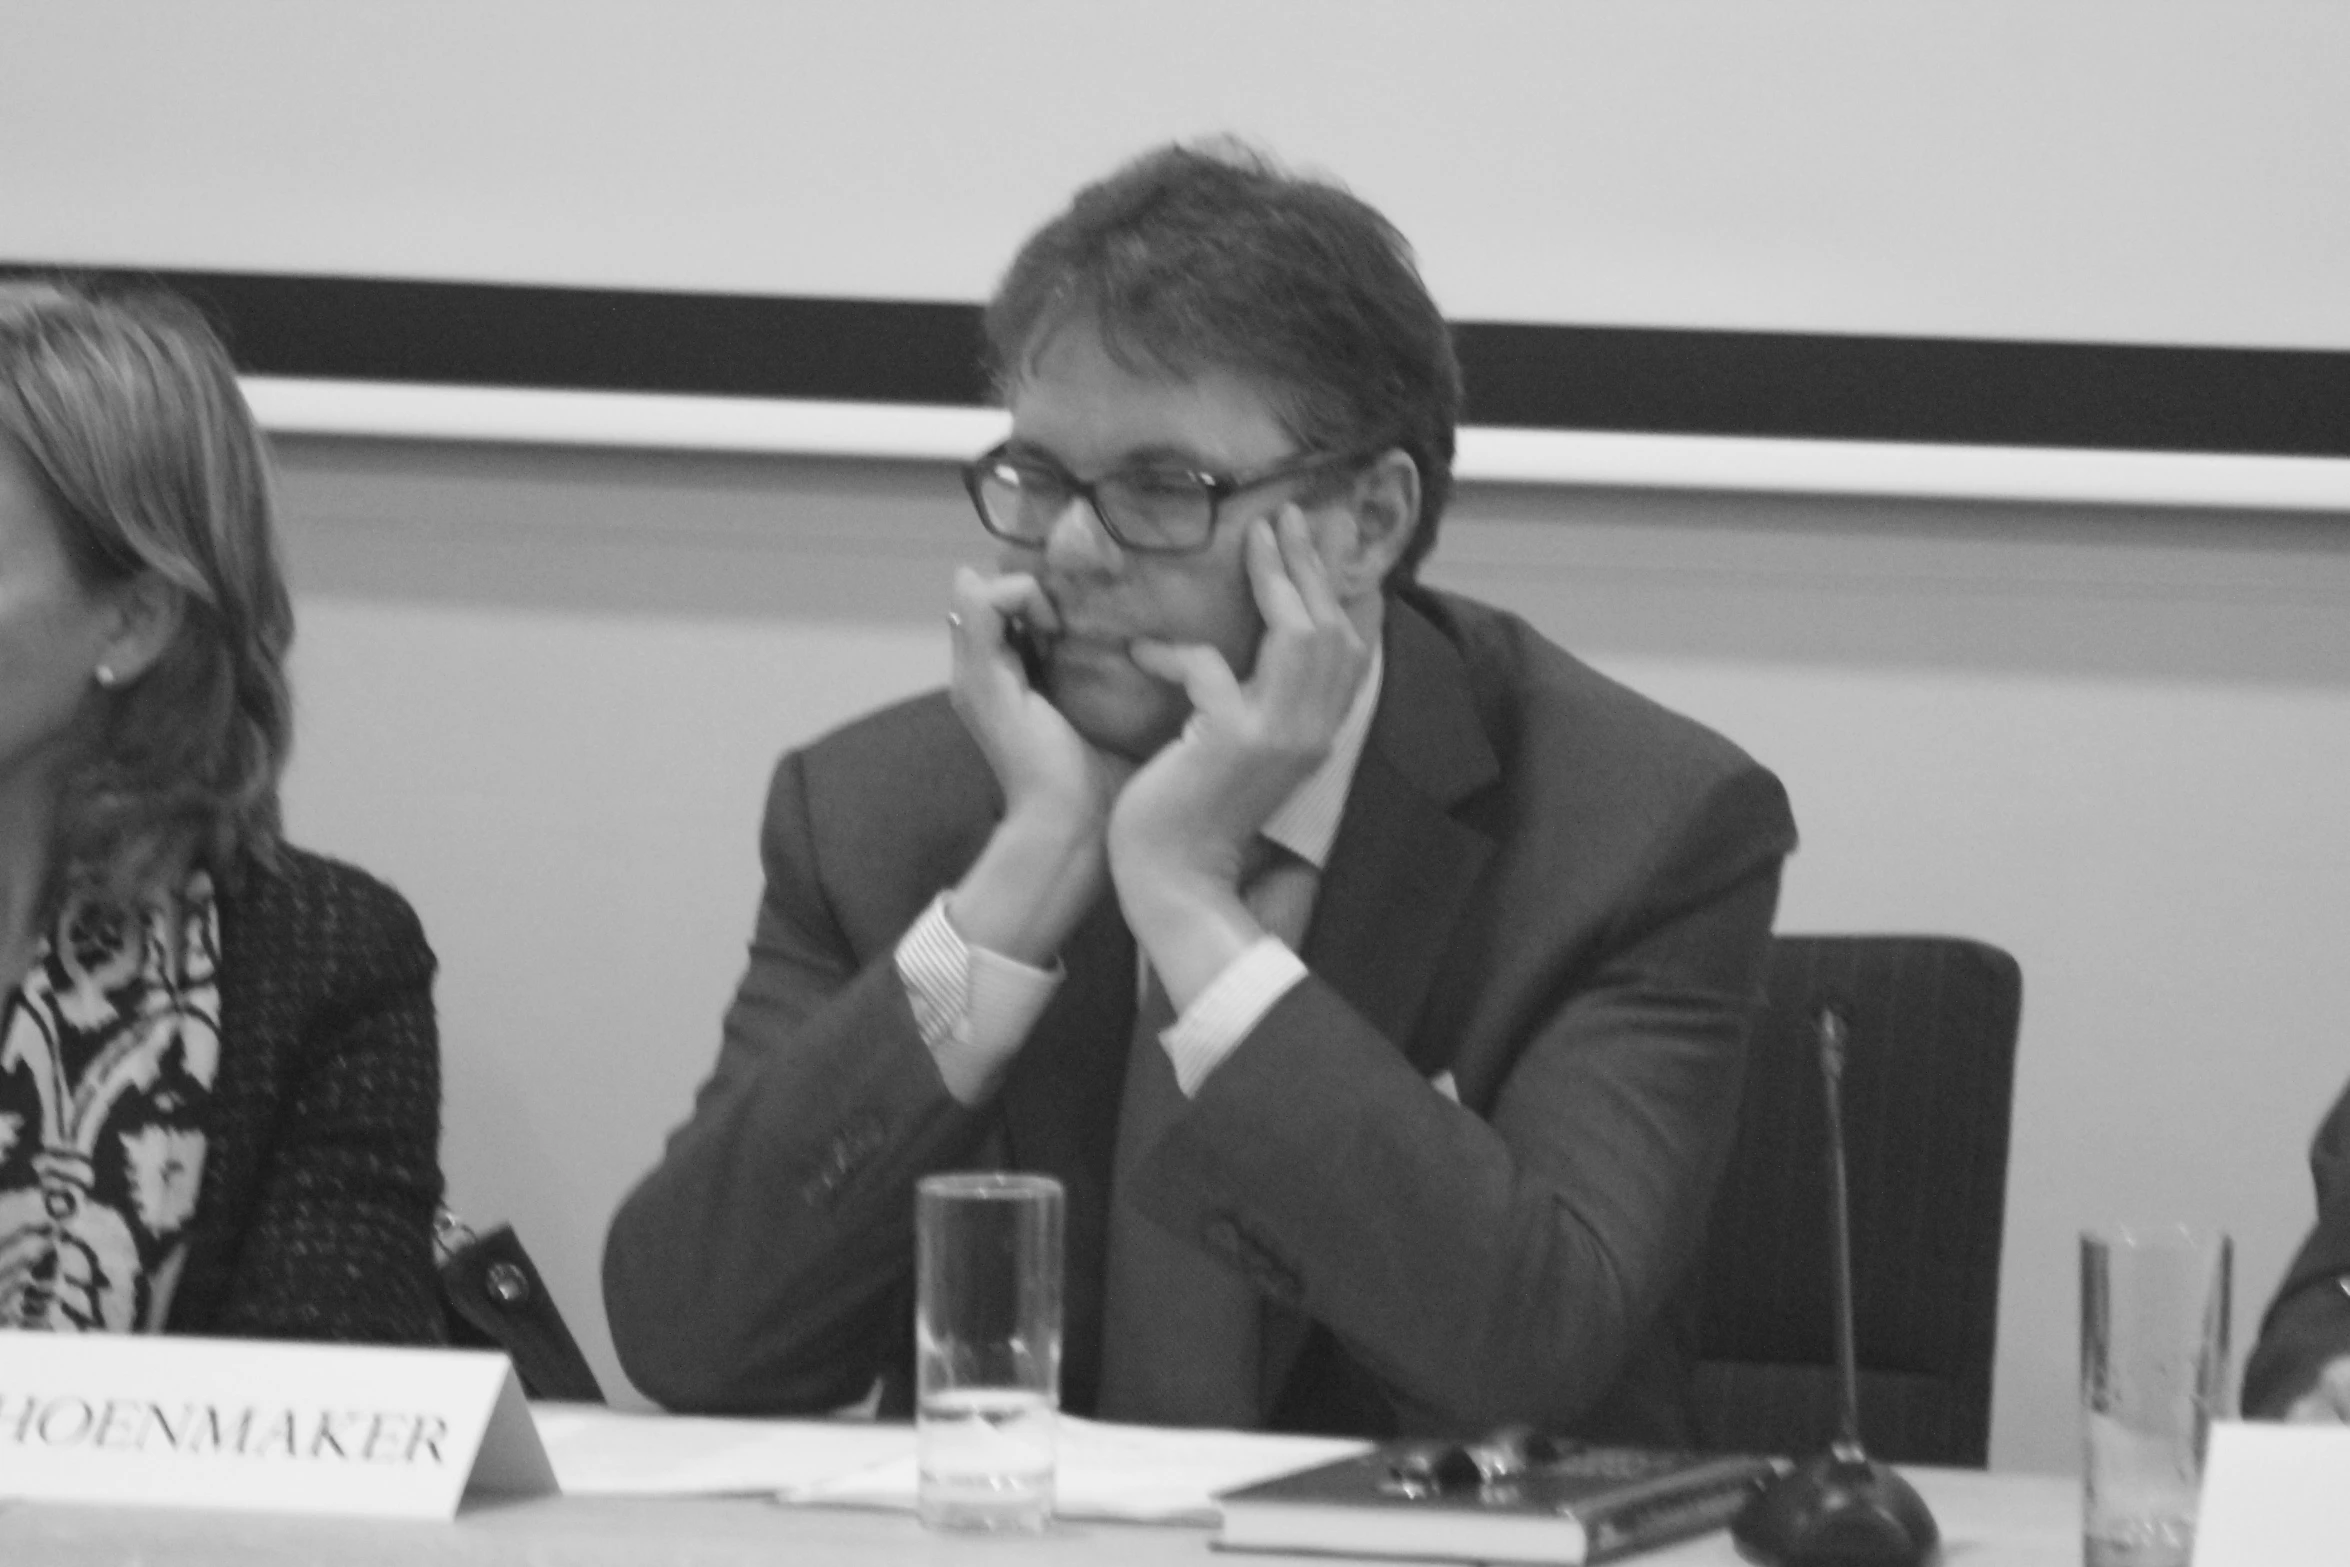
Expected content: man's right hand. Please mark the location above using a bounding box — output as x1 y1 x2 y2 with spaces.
2285 1354 2350 1422
943 567 1128 965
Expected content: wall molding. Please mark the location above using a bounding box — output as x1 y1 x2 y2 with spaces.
249 378 2350 514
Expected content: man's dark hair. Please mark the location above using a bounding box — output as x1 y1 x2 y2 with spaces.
983 139 1463 584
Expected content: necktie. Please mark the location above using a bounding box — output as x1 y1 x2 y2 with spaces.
1096 842 1317 1426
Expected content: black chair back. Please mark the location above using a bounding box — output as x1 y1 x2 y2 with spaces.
1693 935 2022 1467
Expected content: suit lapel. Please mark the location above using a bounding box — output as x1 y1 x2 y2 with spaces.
1303 595 1500 1078
1262 596 1500 1417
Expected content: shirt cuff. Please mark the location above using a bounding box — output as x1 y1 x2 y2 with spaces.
893 894 1060 1105
1159 937 1308 1097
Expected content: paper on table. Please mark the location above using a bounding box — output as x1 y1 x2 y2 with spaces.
531 1403 914 1496
790 1414 1368 1524
2190 1420 2350 1567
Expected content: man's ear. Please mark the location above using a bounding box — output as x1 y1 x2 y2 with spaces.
95 572 186 688
1321 450 1420 597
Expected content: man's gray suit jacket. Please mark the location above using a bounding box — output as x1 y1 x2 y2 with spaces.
605 584 1799 1441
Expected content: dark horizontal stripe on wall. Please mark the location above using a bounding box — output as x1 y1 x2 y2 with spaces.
1451 322 2348 459
6 266 2345 458
6 268 993 407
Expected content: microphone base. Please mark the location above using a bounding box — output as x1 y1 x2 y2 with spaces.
1730 1449 1941 1567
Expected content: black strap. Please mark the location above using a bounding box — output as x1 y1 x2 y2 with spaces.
440 1222 605 1403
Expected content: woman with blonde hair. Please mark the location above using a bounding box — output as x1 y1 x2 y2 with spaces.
0 281 443 1341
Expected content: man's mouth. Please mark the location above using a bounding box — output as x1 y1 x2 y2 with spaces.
1047 619 1142 652
1049 634 1131 668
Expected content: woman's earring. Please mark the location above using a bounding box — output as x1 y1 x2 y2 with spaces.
94 664 119 689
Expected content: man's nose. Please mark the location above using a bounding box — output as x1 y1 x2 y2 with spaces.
1041 492 1122 571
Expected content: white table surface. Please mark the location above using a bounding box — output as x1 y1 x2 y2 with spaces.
0 1464 2082 1566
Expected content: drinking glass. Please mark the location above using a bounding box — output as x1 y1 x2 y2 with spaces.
915 1172 1064 1533
2080 1224 2230 1567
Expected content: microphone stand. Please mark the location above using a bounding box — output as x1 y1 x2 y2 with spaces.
1731 1005 1941 1567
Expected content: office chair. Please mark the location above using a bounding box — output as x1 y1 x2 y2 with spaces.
1692 935 2022 1467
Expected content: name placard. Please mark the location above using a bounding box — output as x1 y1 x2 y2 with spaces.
0 1333 556 1519
2191 1420 2350 1567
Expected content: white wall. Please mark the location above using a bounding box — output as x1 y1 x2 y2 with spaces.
5 1 2348 347
272 435 2350 1473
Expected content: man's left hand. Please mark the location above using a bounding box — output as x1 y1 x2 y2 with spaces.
1106 507 1369 1004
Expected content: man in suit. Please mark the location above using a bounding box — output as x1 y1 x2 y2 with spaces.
2243 1076 2350 1421
604 141 1797 1441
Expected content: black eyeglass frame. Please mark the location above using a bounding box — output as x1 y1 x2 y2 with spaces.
961 443 1384 556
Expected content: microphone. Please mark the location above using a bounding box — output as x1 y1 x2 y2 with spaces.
1730 1003 1941 1567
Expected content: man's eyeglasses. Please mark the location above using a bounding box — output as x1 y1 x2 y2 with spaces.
962 444 1375 556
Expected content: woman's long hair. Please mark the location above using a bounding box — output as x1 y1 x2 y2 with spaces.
0 282 293 905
